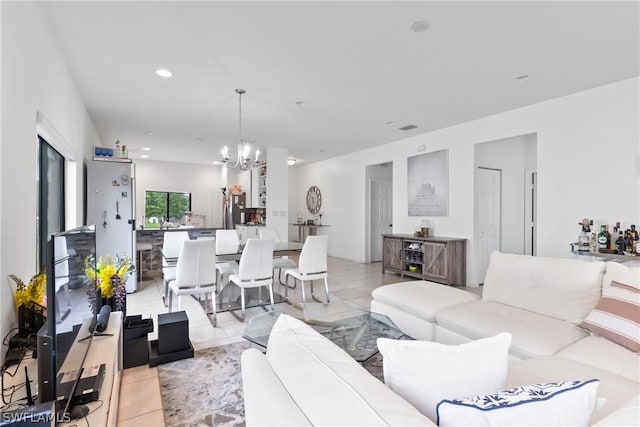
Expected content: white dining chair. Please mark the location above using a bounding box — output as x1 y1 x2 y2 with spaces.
284 235 330 303
215 230 241 295
161 231 190 307
167 239 218 326
258 228 297 290
228 238 274 321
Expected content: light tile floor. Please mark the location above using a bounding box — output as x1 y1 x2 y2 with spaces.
116 256 480 425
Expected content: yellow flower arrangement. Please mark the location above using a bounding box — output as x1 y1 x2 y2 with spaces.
9 272 47 308
84 254 132 298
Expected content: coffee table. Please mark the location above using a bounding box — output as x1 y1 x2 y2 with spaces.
242 303 405 362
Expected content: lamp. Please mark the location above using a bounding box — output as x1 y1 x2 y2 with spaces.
221 89 261 170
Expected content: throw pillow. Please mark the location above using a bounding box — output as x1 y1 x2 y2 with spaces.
436 378 600 427
579 280 640 352
377 332 511 421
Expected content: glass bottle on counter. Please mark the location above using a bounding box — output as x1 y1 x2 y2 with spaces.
597 225 610 250
615 231 625 254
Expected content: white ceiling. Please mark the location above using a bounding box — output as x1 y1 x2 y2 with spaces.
42 1 639 166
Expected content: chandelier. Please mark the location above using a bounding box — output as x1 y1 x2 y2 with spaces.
221 89 261 170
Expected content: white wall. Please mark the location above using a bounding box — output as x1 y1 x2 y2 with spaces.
266 147 289 241
290 77 640 285
1 2 102 355
134 159 223 228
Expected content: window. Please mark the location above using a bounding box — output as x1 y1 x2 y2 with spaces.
144 191 191 228
36 136 65 268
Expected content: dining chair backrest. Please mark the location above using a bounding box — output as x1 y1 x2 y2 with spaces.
216 229 240 255
258 228 281 243
238 239 274 281
163 231 190 266
175 239 216 287
298 235 329 274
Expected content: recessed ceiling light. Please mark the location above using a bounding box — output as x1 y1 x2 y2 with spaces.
142 147 151 151
411 21 430 32
287 158 297 166
141 154 149 159
145 131 153 135
295 101 307 106
516 75 530 81
155 68 173 78
212 161 221 165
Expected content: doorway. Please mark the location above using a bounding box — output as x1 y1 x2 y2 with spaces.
366 162 393 263
473 133 537 284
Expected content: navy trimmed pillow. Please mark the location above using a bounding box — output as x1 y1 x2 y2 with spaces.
436 379 600 426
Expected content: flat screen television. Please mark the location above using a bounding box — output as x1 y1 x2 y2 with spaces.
37 225 98 415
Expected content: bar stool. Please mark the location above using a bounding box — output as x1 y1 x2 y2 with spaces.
136 242 153 281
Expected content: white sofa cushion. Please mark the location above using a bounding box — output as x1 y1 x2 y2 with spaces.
265 314 434 426
377 333 511 421
371 281 480 322
593 394 640 427
436 300 589 359
436 379 600 427
507 355 640 424
603 261 640 290
241 348 312 426
482 251 605 323
556 335 640 381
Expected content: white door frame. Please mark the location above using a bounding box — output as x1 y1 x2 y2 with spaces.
524 169 537 255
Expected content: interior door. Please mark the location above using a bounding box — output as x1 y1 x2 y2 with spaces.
371 178 392 262
475 167 501 283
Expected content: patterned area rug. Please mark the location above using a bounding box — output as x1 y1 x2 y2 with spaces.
158 341 384 427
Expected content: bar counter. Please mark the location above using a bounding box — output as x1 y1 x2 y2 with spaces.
136 227 221 278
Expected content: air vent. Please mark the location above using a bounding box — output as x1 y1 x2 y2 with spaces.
399 124 418 131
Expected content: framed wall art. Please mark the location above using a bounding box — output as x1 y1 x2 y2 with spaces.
407 149 448 216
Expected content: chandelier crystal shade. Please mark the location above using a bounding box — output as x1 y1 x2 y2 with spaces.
221 89 262 171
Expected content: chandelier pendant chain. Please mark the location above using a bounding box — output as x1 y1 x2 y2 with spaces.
221 88 260 171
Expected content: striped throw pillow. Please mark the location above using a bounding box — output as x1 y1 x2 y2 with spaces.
579 281 640 352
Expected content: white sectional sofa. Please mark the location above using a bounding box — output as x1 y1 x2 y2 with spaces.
371 251 639 425
241 252 638 425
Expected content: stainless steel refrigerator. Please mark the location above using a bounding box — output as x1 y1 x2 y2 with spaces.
87 160 137 293
223 190 246 229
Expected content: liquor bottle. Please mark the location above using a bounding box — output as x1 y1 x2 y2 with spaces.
615 231 625 254
597 225 609 250
611 223 619 250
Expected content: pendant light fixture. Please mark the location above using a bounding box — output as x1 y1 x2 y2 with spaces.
221 89 261 170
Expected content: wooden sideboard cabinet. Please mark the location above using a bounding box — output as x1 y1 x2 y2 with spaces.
382 234 466 286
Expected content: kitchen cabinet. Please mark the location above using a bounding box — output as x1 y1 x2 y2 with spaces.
382 234 466 286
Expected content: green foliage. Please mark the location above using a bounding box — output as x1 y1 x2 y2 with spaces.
145 191 167 218
145 191 191 223
168 193 190 221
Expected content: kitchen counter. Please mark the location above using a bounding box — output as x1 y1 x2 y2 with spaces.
136 227 221 278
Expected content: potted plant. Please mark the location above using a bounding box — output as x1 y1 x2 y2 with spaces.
85 254 133 315
9 271 47 335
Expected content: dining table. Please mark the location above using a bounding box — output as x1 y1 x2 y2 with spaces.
161 240 304 315
161 240 303 265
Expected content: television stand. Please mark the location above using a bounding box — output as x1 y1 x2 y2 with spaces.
59 312 123 426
